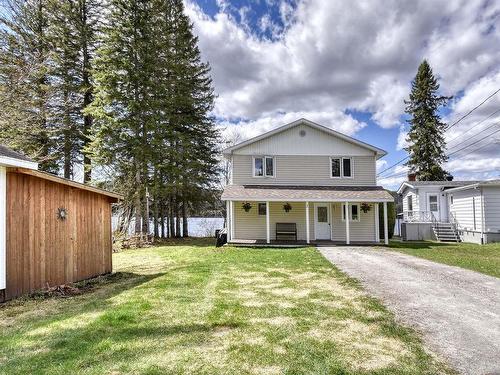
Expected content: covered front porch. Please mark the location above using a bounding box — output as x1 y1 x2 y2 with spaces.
222 185 394 245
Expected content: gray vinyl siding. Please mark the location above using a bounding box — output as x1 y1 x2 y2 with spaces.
449 189 483 232
483 187 500 232
232 200 376 241
232 154 376 186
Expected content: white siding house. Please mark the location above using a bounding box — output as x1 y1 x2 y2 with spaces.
398 180 500 244
221 119 394 245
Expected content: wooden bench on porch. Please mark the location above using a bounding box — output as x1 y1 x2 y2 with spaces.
276 222 297 241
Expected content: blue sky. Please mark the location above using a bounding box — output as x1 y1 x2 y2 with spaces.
186 0 500 189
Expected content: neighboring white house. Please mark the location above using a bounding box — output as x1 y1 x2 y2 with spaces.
221 118 394 245
398 179 500 244
0 145 38 292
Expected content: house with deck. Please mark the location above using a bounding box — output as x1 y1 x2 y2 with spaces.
221 119 394 245
398 178 500 244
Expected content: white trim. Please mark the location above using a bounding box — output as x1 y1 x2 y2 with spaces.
374 203 380 242
383 202 388 245
329 202 333 240
329 156 354 179
230 201 235 240
0 156 38 169
305 201 310 244
480 188 484 245
0 166 6 290
313 203 330 240
252 155 275 178
266 201 270 244
226 200 231 241
222 118 387 157
341 203 360 222
330 157 342 178
345 202 350 245
342 157 353 179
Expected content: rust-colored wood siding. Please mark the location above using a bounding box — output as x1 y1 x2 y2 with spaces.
4 171 113 300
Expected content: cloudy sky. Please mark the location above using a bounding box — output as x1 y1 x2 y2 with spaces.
185 0 500 190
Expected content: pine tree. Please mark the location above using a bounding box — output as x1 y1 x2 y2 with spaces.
405 60 451 181
0 0 58 172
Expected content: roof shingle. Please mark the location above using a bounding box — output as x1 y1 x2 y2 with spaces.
222 185 394 201
0 144 34 162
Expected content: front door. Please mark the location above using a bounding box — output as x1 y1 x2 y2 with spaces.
428 194 440 221
314 204 330 240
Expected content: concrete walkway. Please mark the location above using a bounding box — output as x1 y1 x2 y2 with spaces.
319 246 500 375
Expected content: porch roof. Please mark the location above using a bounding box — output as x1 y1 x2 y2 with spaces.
222 185 394 202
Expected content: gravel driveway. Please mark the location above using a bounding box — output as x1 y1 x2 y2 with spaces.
319 246 500 375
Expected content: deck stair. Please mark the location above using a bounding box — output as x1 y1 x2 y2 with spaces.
431 222 460 242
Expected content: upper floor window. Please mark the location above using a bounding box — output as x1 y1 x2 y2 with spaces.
331 157 352 178
253 156 274 177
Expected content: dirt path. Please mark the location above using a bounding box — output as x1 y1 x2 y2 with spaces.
319 246 500 375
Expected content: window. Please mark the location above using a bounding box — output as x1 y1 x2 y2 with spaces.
331 158 341 177
331 157 353 178
407 196 413 211
342 158 352 178
265 156 274 177
429 195 438 212
254 156 274 177
450 195 454 205
341 203 360 222
258 202 267 216
317 206 328 222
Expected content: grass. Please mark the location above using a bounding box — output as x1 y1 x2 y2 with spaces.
0 238 452 374
387 240 500 278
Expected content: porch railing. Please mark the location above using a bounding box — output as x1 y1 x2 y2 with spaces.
403 211 434 223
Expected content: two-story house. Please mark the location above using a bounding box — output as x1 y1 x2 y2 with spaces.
221 119 394 245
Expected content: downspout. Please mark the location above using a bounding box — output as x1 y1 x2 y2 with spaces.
480 187 484 245
0 166 6 292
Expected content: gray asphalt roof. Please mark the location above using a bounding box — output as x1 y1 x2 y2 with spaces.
0 144 34 162
222 184 394 201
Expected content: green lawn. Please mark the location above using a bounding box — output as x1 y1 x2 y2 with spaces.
0 238 451 374
387 240 500 278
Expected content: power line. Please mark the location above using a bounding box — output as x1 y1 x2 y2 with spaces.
448 124 500 157
377 88 500 177
446 107 500 145
447 119 500 152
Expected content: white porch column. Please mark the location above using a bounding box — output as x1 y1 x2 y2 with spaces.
230 200 235 241
225 200 231 241
266 201 270 244
374 203 380 243
0 167 6 290
305 201 310 244
345 201 350 245
383 201 389 245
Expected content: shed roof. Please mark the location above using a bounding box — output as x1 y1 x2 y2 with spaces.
397 180 481 194
222 185 394 202
8 167 123 201
0 144 38 169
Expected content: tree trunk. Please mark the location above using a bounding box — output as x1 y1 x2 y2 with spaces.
182 198 188 237
169 195 175 237
81 0 93 182
175 195 181 238
153 198 159 238
134 168 142 234
160 204 165 238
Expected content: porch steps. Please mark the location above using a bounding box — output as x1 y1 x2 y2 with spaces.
432 223 460 242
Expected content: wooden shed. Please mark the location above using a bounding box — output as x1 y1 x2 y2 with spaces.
0 145 121 302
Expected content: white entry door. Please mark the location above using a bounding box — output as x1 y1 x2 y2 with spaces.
314 204 330 240
427 194 440 221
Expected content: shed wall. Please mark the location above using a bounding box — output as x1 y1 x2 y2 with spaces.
3 171 113 301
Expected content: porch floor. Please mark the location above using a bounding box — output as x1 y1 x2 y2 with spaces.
227 239 381 248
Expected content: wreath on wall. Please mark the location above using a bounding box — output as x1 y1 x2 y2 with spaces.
360 203 371 213
242 202 252 212
57 207 68 221
283 202 292 212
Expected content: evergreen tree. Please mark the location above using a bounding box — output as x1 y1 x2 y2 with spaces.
0 0 58 172
405 60 451 181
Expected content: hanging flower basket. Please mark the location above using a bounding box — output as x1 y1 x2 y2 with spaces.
283 202 292 212
242 202 252 212
360 202 371 213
